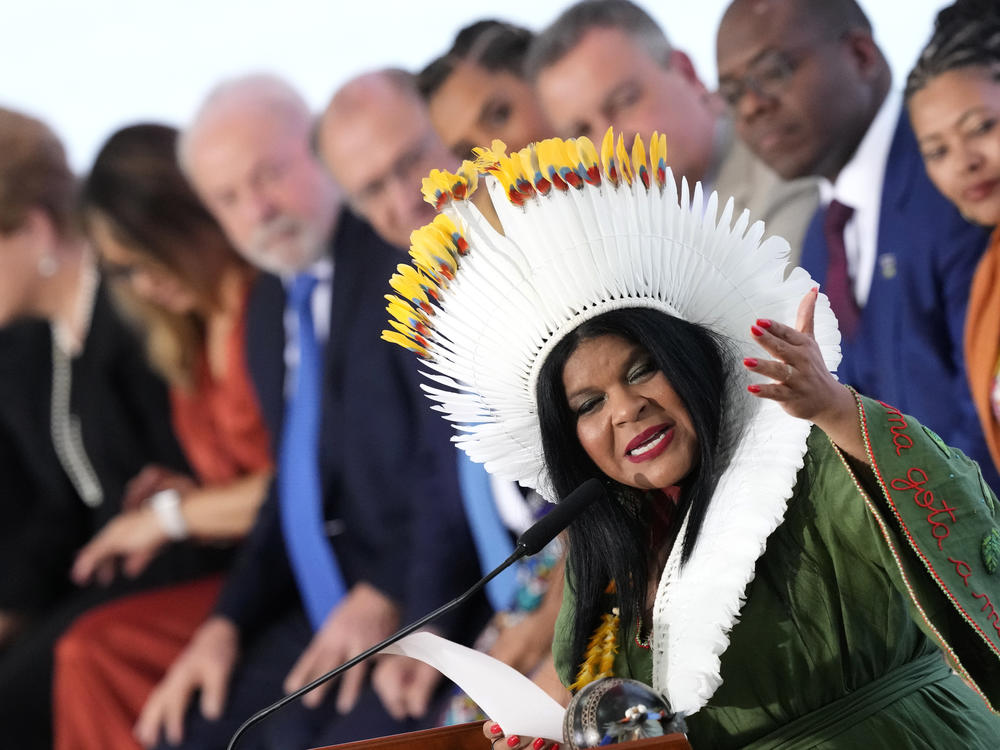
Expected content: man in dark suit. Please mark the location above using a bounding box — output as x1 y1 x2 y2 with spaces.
716 0 997 488
314 67 570 718
136 74 485 750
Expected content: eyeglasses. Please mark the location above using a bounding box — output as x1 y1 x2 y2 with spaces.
351 130 439 210
718 33 850 110
718 49 802 109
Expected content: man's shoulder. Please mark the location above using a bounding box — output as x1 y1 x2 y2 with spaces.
881 117 989 258
716 136 819 254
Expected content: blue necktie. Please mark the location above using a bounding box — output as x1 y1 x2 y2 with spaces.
456 451 519 611
278 273 346 630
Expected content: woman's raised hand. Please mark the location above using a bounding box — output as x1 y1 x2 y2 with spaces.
482 720 560 750
744 288 869 463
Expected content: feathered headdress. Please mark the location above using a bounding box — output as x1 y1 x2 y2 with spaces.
384 129 842 714
383 129 839 499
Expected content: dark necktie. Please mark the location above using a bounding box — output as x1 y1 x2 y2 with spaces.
823 199 861 338
278 273 346 630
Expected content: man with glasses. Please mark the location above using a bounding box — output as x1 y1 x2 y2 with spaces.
315 66 571 727
525 0 817 259
316 69 455 251
717 0 998 490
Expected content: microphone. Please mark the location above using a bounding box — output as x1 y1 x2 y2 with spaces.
227 477 604 750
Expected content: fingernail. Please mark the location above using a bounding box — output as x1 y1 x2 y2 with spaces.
533 739 546 750
743 357 758 368
751 325 765 337
551 745 560 750
507 736 521 747
748 384 761 394
755 319 772 329
490 724 503 735
810 286 819 293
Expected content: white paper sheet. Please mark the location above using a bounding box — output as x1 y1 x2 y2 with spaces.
383 631 565 740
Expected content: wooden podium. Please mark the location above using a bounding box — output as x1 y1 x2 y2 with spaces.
312 722 691 749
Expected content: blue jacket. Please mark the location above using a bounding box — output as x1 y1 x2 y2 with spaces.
215 209 487 638
801 109 997 489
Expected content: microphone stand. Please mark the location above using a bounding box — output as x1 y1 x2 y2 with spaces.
226 476 603 750
226 546 525 750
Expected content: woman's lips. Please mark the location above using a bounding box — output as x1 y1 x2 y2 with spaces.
962 177 1000 203
625 423 674 464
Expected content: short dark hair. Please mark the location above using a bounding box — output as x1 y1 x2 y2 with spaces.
788 0 871 34
719 0 873 48
535 307 731 681
523 0 672 82
905 0 1000 102
417 20 535 101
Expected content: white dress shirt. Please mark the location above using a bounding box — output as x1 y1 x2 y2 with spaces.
817 89 900 307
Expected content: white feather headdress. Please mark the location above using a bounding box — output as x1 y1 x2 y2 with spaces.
383 131 841 713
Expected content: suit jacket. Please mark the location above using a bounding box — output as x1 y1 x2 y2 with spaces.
714 119 819 265
800 109 997 488
215 209 486 639
0 284 189 611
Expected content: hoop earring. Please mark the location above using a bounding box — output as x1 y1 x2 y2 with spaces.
38 254 59 278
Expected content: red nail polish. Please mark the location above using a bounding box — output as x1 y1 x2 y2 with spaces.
490 723 503 735
533 739 546 750
743 357 758 368
748 384 761 394
507 736 521 747
551 745 560 750
755 318 772 329
751 325 764 337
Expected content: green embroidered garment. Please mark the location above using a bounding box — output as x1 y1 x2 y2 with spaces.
553 395 1000 748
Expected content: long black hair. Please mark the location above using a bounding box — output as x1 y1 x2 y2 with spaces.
535 307 730 676
905 0 1000 103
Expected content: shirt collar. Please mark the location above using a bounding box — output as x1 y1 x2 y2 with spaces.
281 255 333 286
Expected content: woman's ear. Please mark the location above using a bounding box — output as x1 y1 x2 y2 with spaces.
20 207 61 274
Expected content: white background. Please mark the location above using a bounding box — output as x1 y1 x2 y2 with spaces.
1 0 947 171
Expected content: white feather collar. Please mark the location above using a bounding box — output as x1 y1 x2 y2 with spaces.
651 400 811 715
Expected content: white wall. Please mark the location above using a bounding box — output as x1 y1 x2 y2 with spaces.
1 0 946 170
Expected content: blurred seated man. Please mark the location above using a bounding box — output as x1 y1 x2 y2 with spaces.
132 75 486 750
716 0 998 489
316 69 568 719
526 0 817 258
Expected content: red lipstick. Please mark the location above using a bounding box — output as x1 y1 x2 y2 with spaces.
962 177 1000 203
624 423 674 464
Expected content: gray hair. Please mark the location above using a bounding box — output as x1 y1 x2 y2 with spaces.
905 0 1000 102
178 73 312 175
524 0 672 81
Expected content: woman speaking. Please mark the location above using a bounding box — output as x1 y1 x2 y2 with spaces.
384 131 1000 748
